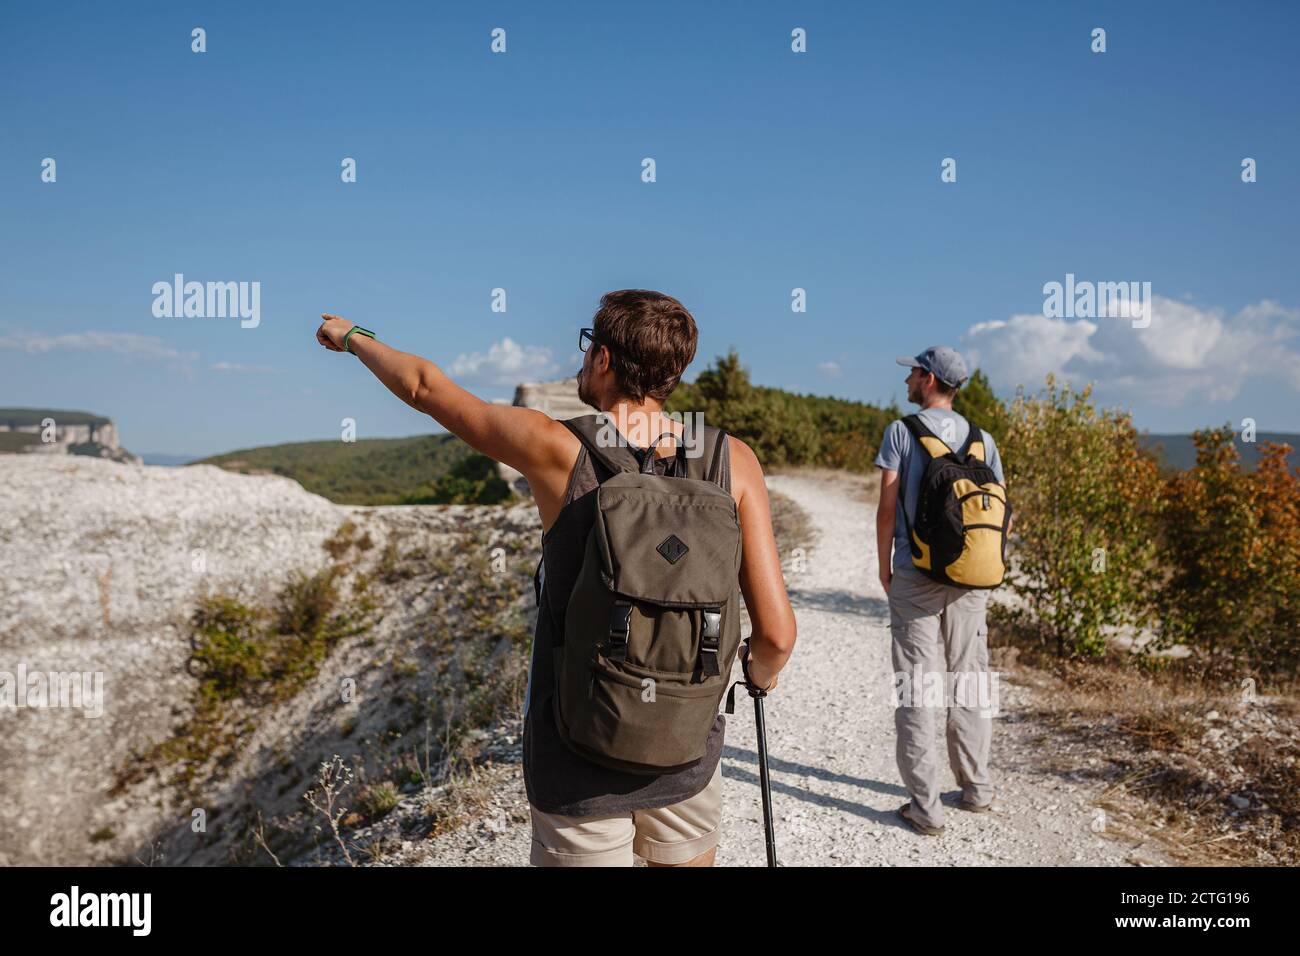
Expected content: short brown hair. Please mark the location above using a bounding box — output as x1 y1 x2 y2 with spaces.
592 290 698 402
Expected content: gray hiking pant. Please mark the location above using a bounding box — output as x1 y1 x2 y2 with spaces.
889 565 994 829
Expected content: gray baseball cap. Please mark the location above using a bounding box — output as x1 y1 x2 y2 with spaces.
896 346 969 388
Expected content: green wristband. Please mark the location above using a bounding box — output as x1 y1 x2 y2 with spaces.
343 325 376 354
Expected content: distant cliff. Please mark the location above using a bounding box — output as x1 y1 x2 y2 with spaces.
0 408 140 464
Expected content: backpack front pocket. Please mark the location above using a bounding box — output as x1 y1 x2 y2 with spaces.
563 653 722 772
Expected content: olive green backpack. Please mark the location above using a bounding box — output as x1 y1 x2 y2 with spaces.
553 414 743 775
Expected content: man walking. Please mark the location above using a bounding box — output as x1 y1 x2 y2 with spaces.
875 346 1006 836
316 289 796 866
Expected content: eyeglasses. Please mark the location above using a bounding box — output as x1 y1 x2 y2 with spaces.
579 327 600 353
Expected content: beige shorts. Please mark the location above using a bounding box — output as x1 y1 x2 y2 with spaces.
529 763 723 867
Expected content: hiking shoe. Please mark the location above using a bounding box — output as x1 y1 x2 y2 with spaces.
897 803 944 836
958 799 993 814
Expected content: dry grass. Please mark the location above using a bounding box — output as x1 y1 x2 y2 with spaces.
767 487 814 557
994 637 1300 865
422 763 499 840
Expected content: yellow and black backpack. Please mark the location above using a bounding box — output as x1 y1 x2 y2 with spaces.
901 414 1010 589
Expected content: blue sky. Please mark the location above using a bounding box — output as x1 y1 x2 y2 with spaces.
3 1 1298 456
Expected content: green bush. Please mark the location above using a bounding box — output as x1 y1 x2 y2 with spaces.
998 377 1163 657
274 569 339 640
953 369 1008 438
356 781 401 822
402 452 511 504
188 566 372 708
189 596 267 699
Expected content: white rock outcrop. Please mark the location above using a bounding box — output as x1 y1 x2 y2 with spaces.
0 456 343 865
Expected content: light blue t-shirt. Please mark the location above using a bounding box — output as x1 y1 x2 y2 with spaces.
874 408 1004 571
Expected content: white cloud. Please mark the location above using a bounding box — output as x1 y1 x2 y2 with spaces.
817 361 842 377
449 337 560 387
964 313 1103 389
0 330 197 364
964 296 1300 406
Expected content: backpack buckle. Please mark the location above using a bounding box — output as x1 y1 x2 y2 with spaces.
699 608 722 677
607 600 632 663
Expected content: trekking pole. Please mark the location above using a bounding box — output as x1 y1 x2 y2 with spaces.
751 684 777 867
728 642 778 867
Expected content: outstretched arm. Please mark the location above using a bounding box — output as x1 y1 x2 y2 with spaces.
316 314 578 483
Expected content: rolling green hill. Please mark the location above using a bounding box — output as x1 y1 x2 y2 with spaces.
196 433 512 506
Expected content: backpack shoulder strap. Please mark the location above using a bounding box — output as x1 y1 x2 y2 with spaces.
964 425 987 463
565 413 708 478
563 414 640 476
901 414 953 459
701 426 731 492
896 417 921 558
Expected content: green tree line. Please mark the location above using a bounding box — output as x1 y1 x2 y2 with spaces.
668 350 902 471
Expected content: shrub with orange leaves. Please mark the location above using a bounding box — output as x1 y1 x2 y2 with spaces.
1159 428 1300 676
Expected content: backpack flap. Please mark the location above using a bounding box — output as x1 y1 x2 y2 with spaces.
594 473 740 607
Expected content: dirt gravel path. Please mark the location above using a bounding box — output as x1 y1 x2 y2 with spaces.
414 471 1170 867
714 473 1166 866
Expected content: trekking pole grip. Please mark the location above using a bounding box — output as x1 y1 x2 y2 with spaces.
724 641 769 714
740 640 767 699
